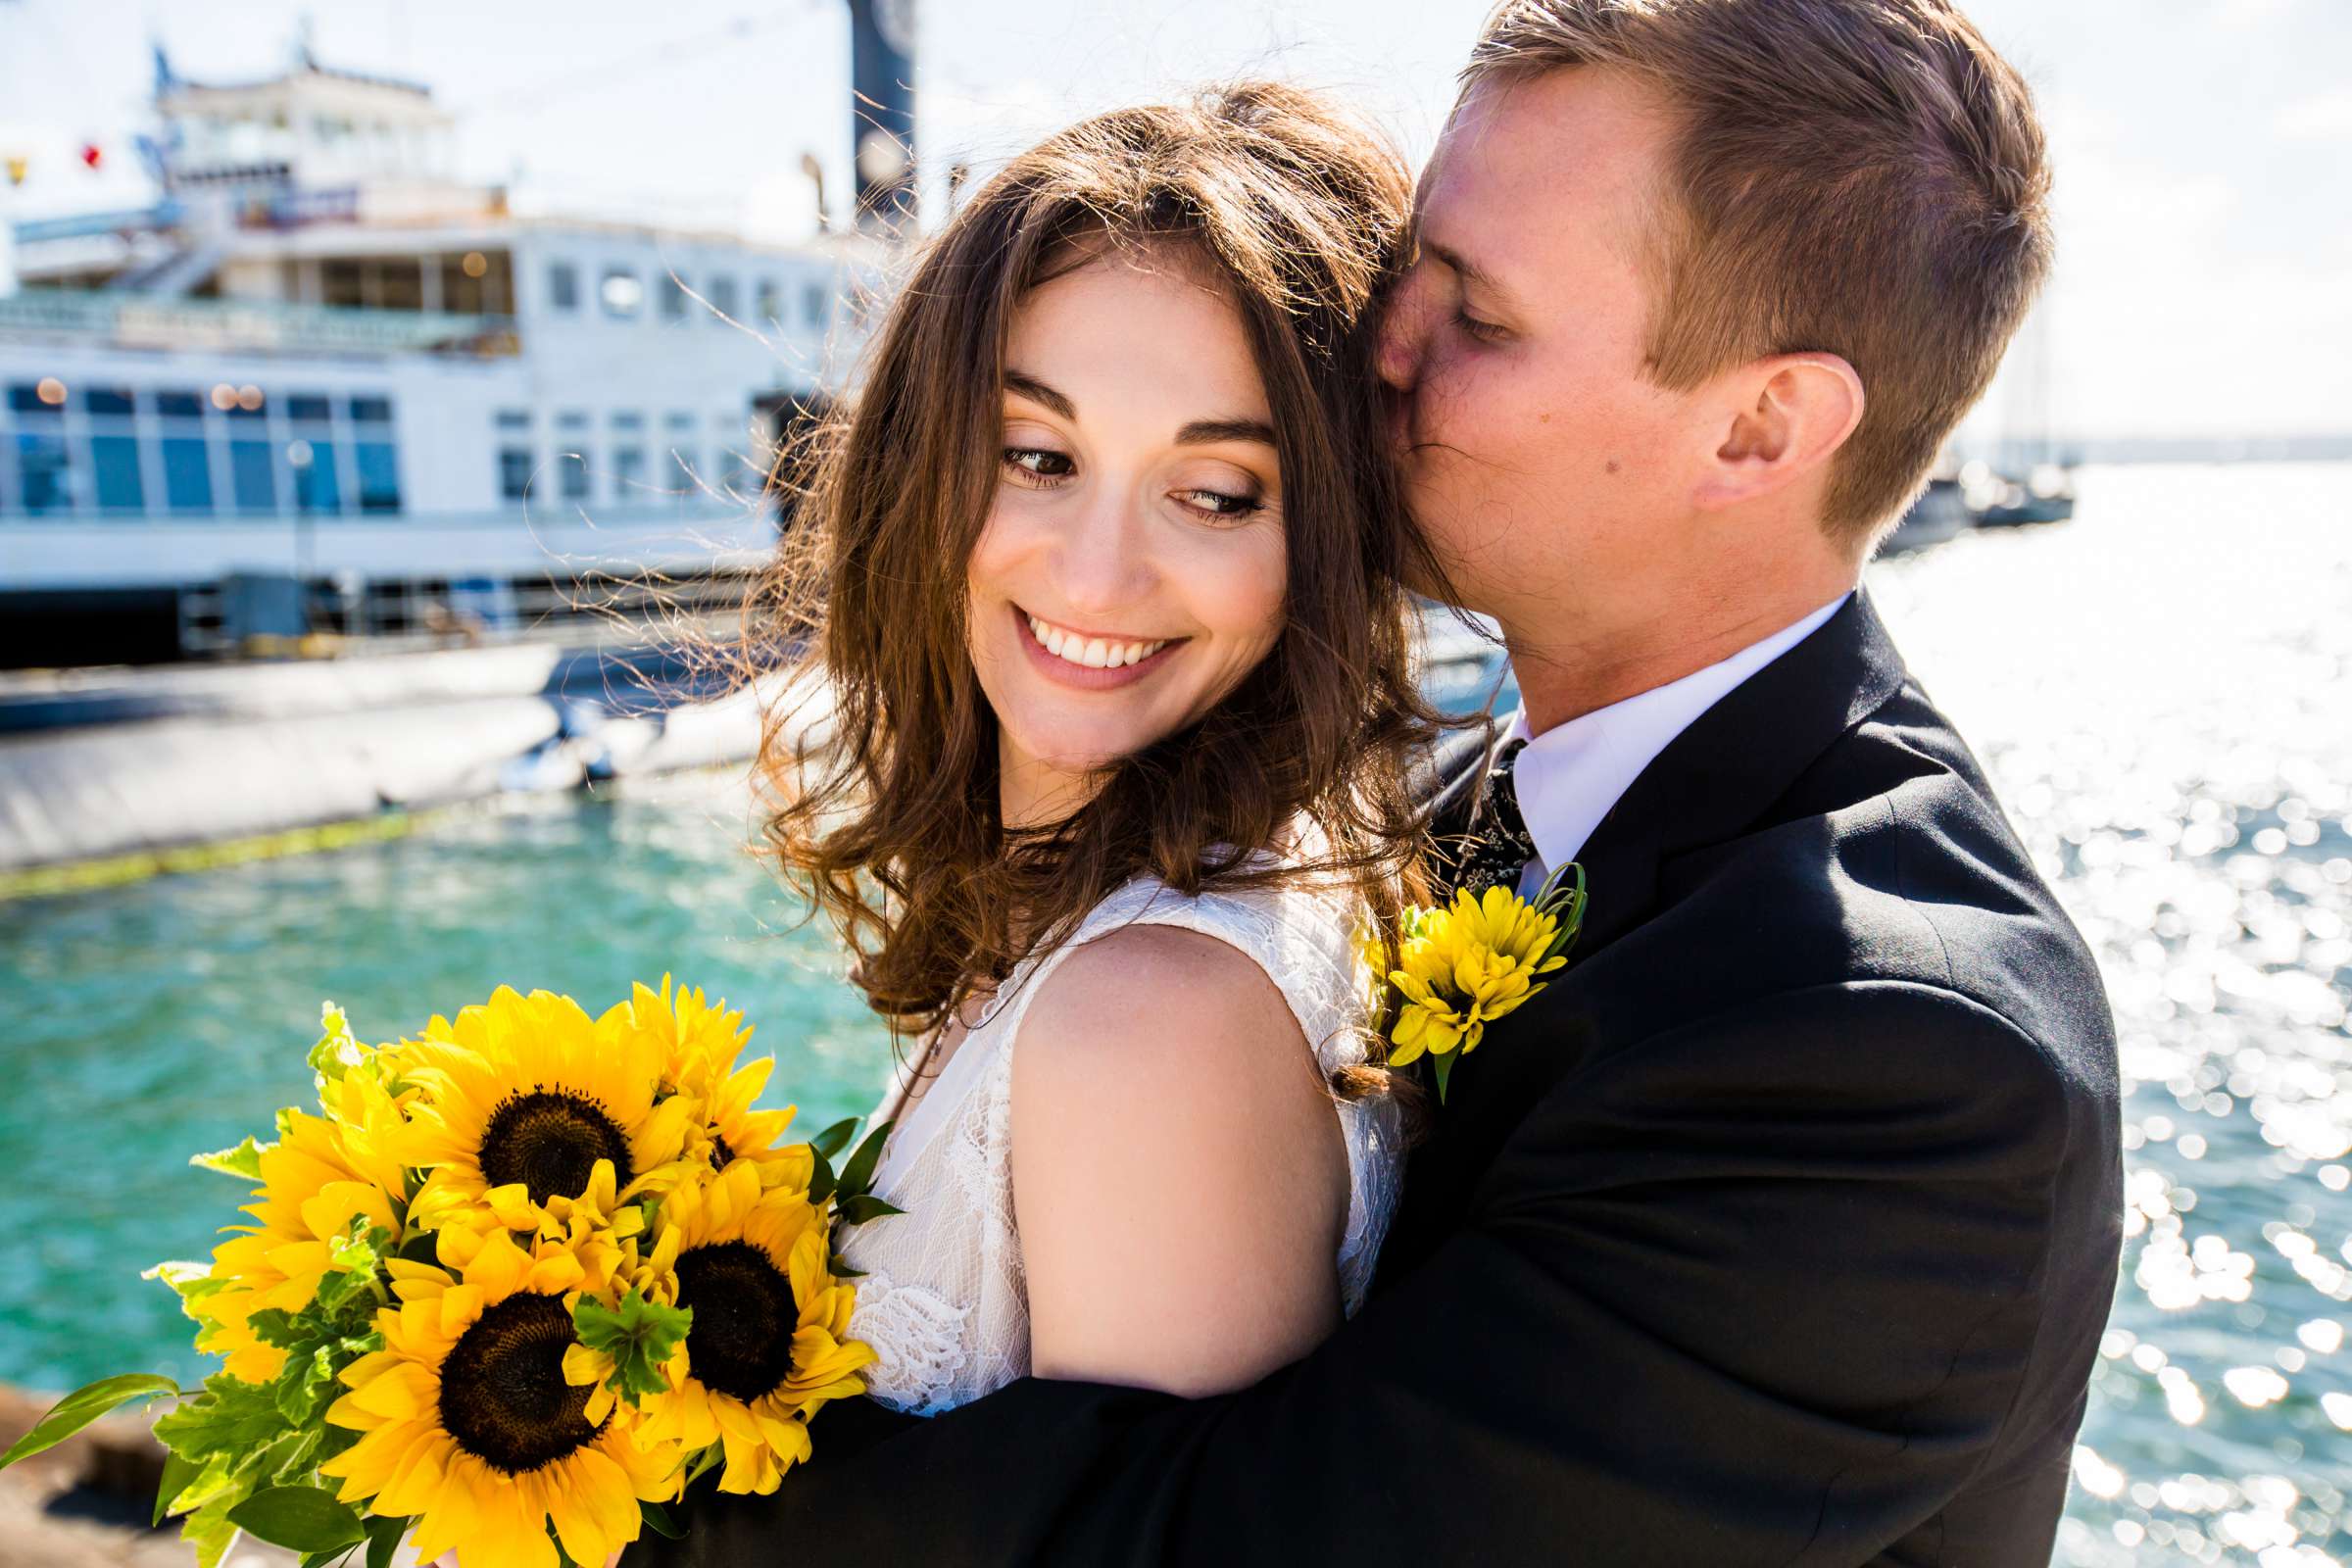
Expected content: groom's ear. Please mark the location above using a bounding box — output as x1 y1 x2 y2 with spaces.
1690 354 1866 512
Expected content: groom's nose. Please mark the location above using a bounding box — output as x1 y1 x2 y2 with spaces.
1374 270 1431 394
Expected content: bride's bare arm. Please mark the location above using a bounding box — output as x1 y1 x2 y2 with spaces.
1010 924 1350 1397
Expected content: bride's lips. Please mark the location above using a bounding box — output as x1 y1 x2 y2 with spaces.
1014 605 1184 691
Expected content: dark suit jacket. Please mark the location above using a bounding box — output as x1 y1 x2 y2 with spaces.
637 591 2123 1567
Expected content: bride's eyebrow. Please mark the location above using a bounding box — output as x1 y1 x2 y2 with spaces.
1004 369 1074 418
1175 417 1277 449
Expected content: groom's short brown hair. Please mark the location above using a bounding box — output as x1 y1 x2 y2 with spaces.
1464 0 2052 547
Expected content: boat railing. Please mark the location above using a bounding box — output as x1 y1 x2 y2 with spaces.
0 289 518 358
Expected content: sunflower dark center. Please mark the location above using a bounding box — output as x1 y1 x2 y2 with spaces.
437 1291 606 1474
674 1241 799 1403
478 1087 634 1203
709 1133 736 1170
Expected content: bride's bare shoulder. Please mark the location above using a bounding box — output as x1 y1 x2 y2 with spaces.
1007 921 1348 1394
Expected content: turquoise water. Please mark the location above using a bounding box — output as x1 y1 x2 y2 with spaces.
2 464 2347 1564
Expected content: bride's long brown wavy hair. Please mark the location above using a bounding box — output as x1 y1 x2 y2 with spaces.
752 81 1448 1061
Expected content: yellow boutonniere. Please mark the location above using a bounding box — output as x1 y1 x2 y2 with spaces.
1365 865 1587 1102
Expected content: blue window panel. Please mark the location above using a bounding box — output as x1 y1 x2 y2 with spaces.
17 433 74 512
162 437 213 512
84 385 137 416
230 439 277 513
612 447 647 500
155 389 206 418
499 447 533 502
355 441 401 513
350 395 394 424
293 441 342 513
287 394 333 422
90 434 145 511
560 452 591 501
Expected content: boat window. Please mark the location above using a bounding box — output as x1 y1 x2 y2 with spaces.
16 433 75 512
664 411 695 431
662 271 692 323
495 409 533 431
287 394 334 423
155 389 207 419
355 441 401 514
230 440 277 513
8 384 63 418
500 447 534 503
610 411 645 431
602 267 644 318
756 279 780 324
351 395 394 424
83 386 136 417
556 409 590 432
162 437 214 512
560 452 592 501
803 283 828 329
290 439 342 514
549 261 581 313
90 434 145 511
708 274 739 320
612 446 648 500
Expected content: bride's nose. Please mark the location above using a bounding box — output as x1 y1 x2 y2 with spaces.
1049 491 1154 619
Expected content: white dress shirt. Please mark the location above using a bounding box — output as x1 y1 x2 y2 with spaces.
1505 593 1851 894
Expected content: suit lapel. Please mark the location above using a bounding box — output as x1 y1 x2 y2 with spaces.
1378 592 1916 1282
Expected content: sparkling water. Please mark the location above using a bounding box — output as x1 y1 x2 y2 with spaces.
1 464 2345 1565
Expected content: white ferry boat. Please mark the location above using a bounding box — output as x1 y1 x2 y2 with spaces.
0 32 906 667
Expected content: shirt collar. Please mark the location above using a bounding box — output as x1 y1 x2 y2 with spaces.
1503 593 1850 876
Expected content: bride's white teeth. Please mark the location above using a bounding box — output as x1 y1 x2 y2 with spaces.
1025 612 1170 670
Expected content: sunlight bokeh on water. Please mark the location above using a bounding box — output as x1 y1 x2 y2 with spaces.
0 463 2345 1564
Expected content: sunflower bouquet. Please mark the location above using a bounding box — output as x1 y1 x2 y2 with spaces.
0 977 896 1568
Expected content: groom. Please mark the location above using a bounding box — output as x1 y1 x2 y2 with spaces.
644 1 2122 1562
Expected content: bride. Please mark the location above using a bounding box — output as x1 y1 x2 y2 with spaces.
758 81 1450 1413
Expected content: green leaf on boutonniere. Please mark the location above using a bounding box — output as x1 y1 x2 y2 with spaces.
1431 1050 1459 1105
835 1194 904 1226
836 1120 894 1203
808 1117 860 1161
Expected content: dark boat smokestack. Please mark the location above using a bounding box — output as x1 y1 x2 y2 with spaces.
848 0 916 236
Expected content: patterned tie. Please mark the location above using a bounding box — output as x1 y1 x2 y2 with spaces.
1447 737 1537 900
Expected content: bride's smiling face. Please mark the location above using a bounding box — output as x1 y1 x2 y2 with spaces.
966 246 1288 812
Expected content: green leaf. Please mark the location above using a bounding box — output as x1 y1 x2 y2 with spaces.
836 1120 894 1202
154 1446 205 1527
153 1373 288 1465
226 1485 367 1554
309 1001 364 1083
364 1512 410 1568
828 1253 865 1280
1431 1049 1458 1105
144 1259 234 1323
182 1489 243 1568
680 1440 724 1490
572 1288 694 1404
299 1548 356 1568
808 1148 839 1207
834 1194 904 1226
160 1448 238 1524
0 1373 180 1470
190 1135 271 1182
640 1498 685 1539
808 1116 859 1161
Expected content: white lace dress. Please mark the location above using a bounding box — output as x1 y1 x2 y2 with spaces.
838 864 1403 1416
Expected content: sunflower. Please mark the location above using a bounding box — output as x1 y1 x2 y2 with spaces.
570 1160 871 1494
397 985 702 1238
319 1225 679 1568
626 974 799 1180
1383 883 1574 1066
194 1068 409 1384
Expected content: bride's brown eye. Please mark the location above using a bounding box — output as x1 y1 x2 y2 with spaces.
1004 448 1075 482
